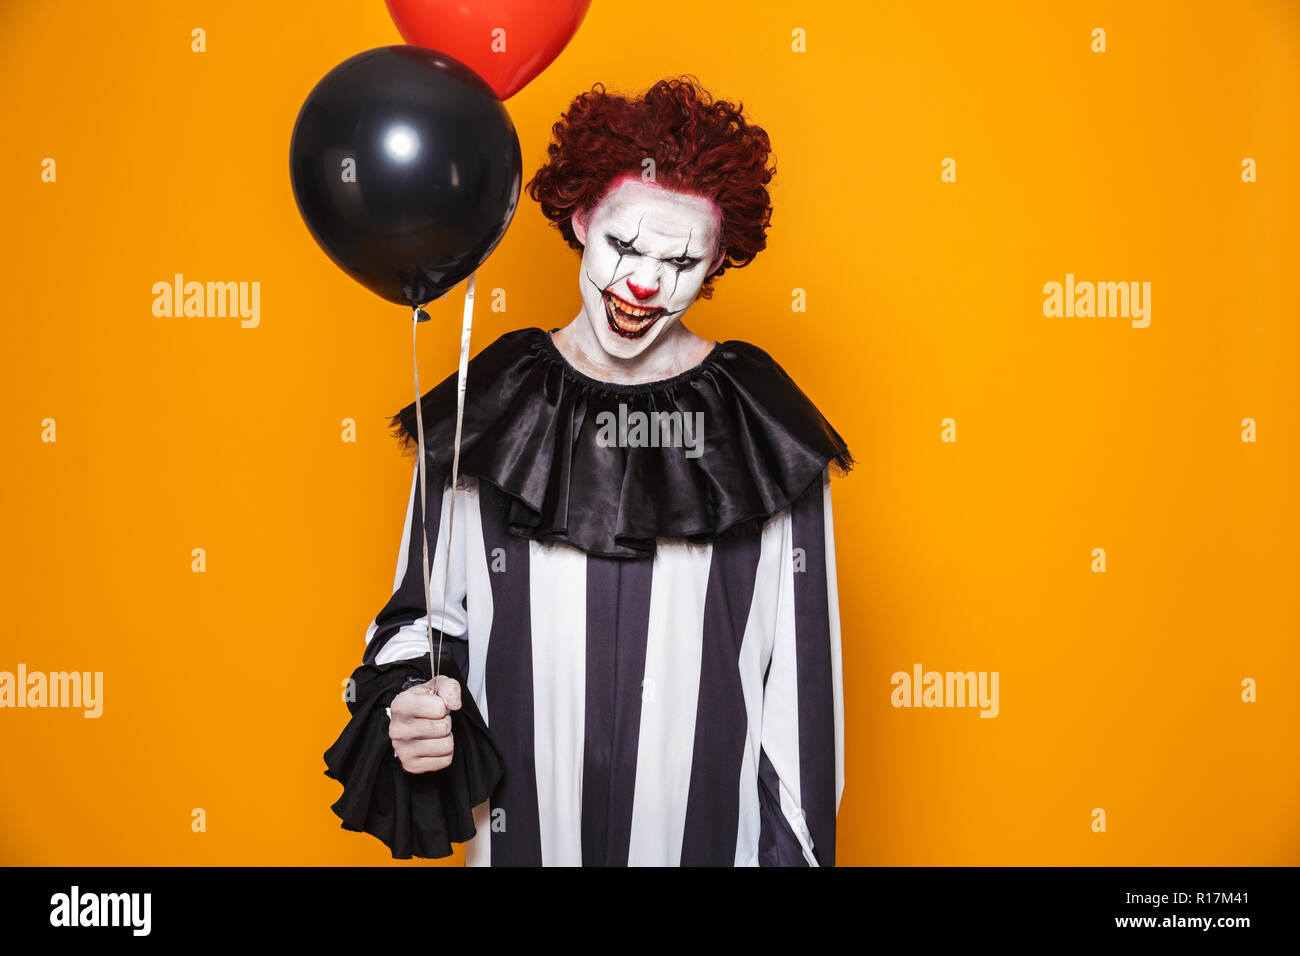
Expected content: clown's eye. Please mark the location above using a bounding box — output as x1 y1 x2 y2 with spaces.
669 256 699 271
607 236 637 254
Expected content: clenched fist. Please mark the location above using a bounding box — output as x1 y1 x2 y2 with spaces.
388 675 462 773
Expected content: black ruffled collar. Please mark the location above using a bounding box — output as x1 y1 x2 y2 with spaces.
390 327 852 558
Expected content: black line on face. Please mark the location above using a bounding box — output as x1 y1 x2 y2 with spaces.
585 269 609 299
669 228 693 300
585 268 684 338
605 213 646 291
588 268 632 308
606 252 624 292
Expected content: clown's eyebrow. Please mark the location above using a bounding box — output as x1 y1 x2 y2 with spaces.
668 229 695 298
607 229 707 261
667 226 706 261
606 214 646 248
678 228 697 260
604 214 641 288
604 214 645 289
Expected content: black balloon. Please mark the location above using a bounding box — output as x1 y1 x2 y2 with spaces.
290 45 522 307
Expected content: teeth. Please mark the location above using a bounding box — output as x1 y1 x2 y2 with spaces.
603 291 664 337
605 291 658 319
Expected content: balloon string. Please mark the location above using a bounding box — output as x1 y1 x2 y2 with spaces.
412 273 476 689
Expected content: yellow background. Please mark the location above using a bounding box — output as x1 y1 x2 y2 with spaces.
2 0 1297 865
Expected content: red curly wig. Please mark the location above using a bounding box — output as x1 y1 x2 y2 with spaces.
526 76 775 299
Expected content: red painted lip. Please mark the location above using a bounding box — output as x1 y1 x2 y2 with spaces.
602 289 665 339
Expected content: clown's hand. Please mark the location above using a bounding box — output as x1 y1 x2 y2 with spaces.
388 675 462 774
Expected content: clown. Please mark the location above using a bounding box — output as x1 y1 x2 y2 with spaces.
556 176 722 378
325 77 853 866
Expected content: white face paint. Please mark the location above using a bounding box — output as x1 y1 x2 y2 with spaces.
572 176 725 362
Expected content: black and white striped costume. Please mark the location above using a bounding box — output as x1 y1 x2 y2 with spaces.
324 328 853 866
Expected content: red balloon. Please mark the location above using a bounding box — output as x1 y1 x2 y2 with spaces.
384 0 592 101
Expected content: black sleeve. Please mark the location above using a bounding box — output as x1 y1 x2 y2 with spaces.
322 649 504 860
322 466 504 859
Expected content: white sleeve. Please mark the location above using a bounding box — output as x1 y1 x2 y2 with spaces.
365 461 470 670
